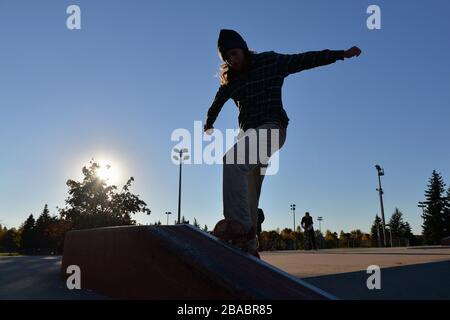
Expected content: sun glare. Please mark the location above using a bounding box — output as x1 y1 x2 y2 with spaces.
96 159 121 185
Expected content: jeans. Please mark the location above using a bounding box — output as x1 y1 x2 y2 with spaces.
222 122 287 247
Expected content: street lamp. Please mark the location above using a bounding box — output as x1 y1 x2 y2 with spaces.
375 164 387 247
317 216 323 234
165 211 172 225
173 148 189 224
418 201 426 215
290 204 296 250
317 216 324 249
290 204 296 232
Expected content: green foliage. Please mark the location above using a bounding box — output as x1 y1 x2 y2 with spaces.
0 228 20 252
421 170 449 244
59 160 151 230
370 215 383 247
19 214 36 252
324 230 338 248
193 218 200 228
389 208 413 240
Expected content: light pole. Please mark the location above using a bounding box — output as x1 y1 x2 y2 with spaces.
173 148 189 224
165 211 172 225
388 227 393 247
290 204 296 232
290 204 296 250
317 216 324 249
418 201 426 216
317 216 323 234
375 164 387 246
376 219 381 247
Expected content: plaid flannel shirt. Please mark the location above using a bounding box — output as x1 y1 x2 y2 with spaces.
204 49 345 132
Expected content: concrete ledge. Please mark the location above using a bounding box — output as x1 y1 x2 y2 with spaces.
61 225 335 300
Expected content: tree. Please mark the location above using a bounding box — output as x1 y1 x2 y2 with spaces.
339 230 350 247
350 229 363 241
349 229 363 247
193 218 200 228
388 208 413 240
280 228 295 250
339 230 346 246
20 214 36 253
259 230 283 251
202 224 209 232
324 230 338 248
46 218 72 254
35 204 53 250
0 225 6 251
361 233 371 242
1 228 20 252
59 160 151 229
421 170 447 244
370 215 383 247
180 216 190 224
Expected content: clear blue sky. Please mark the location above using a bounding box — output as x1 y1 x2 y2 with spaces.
1 0 449 235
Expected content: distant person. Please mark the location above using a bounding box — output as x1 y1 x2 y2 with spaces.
301 212 317 250
208 29 361 257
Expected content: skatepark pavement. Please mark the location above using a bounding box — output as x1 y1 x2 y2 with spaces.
1 246 449 299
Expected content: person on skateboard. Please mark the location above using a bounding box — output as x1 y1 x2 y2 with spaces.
301 212 318 250
205 29 361 257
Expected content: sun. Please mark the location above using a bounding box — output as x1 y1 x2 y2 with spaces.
96 159 121 185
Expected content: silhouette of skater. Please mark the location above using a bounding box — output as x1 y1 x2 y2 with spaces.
208 29 361 257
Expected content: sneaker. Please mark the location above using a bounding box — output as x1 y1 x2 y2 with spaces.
213 219 254 242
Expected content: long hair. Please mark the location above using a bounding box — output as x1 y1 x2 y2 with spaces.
218 49 257 86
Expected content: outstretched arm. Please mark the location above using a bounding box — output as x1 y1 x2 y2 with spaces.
203 84 231 133
276 46 361 77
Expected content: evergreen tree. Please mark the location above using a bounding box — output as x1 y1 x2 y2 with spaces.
370 215 383 247
180 216 190 224
35 204 52 250
389 208 413 238
1 228 20 252
20 214 36 253
421 170 447 244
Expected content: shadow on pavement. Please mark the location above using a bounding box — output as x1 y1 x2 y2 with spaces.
0 256 108 300
303 260 450 299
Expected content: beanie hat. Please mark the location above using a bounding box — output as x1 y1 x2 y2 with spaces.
217 29 248 61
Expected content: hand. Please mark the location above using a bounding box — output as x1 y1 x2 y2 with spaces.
205 128 214 135
343 46 362 59
204 124 214 135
